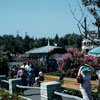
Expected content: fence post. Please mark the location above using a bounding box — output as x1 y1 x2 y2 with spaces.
0 75 6 87
9 78 21 94
9 79 13 94
41 81 62 100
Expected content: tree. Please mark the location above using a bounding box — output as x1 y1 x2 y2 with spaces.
82 0 100 33
54 34 59 46
23 34 32 52
0 54 9 76
15 34 24 53
3 35 15 53
69 0 100 44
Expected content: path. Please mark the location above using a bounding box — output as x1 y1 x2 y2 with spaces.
23 88 81 100
24 88 41 100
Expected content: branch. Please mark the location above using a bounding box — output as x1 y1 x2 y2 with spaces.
68 3 85 36
69 1 99 45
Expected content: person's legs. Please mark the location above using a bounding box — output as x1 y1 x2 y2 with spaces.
86 86 92 100
37 77 40 86
31 76 35 86
34 77 39 86
80 88 90 100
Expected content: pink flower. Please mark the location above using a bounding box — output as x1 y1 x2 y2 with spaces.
0 96 2 99
58 47 100 74
8 96 12 99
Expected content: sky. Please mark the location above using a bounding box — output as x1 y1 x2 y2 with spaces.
0 0 95 38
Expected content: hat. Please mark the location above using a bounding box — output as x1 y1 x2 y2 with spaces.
20 65 24 69
81 66 91 71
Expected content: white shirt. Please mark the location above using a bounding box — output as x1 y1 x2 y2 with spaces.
39 71 44 77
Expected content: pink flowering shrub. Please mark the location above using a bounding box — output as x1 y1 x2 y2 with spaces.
0 88 25 100
58 48 100 77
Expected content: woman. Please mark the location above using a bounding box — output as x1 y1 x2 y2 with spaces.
36 68 44 86
17 65 27 86
11 65 18 78
27 63 35 86
77 64 95 100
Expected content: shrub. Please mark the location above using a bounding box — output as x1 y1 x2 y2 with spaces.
46 71 70 77
0 54 9 76
58 48 100 78
0 88 25 100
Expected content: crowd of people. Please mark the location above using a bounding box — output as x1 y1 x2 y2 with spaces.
10 60 100 100
10 61 44 86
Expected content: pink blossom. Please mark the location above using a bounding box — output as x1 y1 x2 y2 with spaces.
8 96 12 99
0 96 2 99
58 48 100 74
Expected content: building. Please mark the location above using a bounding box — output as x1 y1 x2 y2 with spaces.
82 31 100 52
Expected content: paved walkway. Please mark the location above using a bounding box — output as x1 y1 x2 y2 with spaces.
23 88 82 100
24 89 41 100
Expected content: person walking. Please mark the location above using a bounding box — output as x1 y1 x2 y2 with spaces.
77 64 95 100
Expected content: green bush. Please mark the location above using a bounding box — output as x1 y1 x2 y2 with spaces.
46 71 70 77
91 73 98 80
0 55 9 76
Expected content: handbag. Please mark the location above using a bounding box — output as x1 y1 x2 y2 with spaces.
76 75 84 83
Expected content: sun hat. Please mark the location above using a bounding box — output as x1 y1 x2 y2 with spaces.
81 65 91 71
20 65 25 69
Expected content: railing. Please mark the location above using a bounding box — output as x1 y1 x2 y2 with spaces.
16 85 40 90
1 78 21 94
54 91 83 100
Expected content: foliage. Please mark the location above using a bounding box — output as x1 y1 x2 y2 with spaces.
58 48 100 78
46 71 70 77
82 0 100 28
0 88 25 100
0 54 9 76
0 33 82 54
91 72 98 80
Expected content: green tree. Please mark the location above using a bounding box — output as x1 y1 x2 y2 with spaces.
0 54 8 76
54 34 60 46
14 34 24 53
33 39 41 48
23 34 32 52
3 35 15 53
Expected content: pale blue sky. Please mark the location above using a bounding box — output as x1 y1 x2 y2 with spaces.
0 0 95 38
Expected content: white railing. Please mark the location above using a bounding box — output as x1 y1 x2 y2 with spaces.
54 91 83 100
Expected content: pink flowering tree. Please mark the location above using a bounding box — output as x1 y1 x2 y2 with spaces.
58 48 100 77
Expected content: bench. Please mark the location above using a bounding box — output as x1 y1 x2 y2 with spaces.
42 75 99 91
